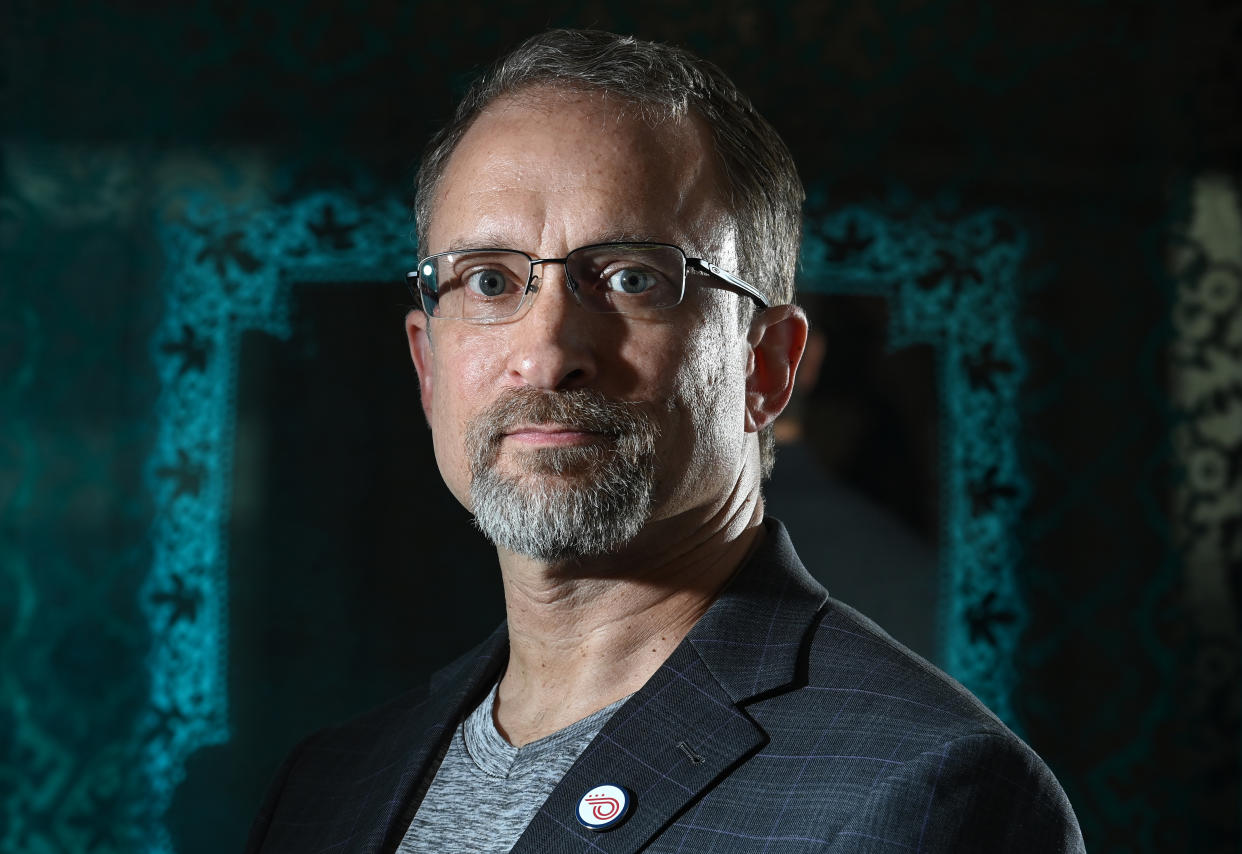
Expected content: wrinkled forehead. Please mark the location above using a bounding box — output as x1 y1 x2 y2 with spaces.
425 87 735 257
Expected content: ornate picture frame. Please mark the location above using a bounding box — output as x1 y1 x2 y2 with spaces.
139 190 1030 849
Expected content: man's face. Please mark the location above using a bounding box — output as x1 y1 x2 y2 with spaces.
407 88 758 559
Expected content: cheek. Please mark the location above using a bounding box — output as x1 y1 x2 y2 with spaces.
432 333 500 422
669 321 748 458
427 334 502 500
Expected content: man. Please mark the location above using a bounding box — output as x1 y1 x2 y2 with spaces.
246 29 1085 853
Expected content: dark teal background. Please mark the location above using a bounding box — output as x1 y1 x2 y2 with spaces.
2 2 1239 852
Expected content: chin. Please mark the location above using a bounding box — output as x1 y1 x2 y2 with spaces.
501 444 613 479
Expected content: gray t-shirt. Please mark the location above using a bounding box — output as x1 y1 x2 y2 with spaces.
399 684 627 853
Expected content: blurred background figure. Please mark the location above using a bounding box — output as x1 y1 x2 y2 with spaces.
765 294 939 662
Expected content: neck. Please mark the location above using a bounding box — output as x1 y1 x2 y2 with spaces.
492 483 764 746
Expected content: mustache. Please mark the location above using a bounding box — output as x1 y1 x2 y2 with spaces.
465 388 659 470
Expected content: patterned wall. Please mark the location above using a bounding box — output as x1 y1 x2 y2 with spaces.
2 2 1239 852
1169 175 1242 850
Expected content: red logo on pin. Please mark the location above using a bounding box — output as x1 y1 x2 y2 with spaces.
576 784 630 830
585 794 619 820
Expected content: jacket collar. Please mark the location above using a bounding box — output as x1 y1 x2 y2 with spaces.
419 517 826 706
376 622 509 853
685 518 829 703
376 519 826 853
511 518 828 853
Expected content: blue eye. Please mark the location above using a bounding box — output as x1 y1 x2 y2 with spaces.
466 268 514 297
606 268 659 294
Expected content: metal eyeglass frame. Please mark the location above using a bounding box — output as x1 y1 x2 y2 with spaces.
405 241 770 320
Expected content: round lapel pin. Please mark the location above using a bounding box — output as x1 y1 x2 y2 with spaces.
576 783 631 831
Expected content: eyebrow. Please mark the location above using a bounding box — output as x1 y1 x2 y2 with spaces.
441 231 518 253
588 229 665 245
437 229 670 255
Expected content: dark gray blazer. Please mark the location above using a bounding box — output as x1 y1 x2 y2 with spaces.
246 519 1086 852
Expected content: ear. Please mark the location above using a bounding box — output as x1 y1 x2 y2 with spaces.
795 327 827 393
405 309 435 422
744 304 809 434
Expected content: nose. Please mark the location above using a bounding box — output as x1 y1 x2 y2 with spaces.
505 264 598 390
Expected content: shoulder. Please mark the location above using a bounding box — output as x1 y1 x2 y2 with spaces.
244 627 508 853
803 596 1006 740
242 684 440 854
746 598 1085 851
832 727 1086 853
740 520 1016 746
708 523 1085 851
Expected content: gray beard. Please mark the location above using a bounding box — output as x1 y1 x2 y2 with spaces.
466 388 661 561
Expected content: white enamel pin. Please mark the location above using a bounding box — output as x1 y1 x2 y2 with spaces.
576 784 631 831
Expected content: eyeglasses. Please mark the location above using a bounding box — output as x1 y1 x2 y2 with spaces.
406 241 769 322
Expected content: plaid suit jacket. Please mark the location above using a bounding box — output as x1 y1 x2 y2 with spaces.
246 519 1085 853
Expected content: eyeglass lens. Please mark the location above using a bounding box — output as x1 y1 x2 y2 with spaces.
418 243 686 319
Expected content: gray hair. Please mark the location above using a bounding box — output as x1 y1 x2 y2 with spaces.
414 28 804 479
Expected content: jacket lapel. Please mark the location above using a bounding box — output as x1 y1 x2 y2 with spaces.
372 623 510 853
512 520 828 854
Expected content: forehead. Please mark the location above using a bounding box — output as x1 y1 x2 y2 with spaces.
425 88 731 254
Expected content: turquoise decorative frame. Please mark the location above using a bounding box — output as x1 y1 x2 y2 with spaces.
799 201 1029 722
142 191 1029 849
142 192 411 852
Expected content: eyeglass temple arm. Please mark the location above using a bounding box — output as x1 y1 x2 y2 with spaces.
687 259 770 309
405 270 435 307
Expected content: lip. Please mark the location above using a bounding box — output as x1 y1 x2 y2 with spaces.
502 424 608 446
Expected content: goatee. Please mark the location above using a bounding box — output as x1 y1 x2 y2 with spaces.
465 388 661 561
